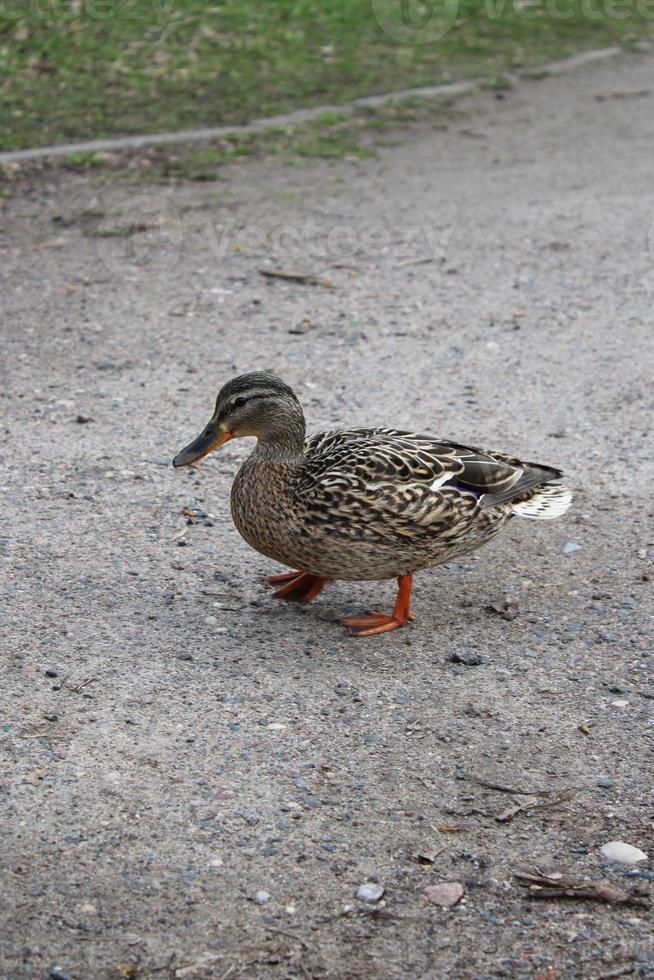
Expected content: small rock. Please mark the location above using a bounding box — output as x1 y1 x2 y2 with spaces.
449 650 487 666
424 882 465 907
356 881 385 903
45 668 59 678
414 849 439 865
486 596 520 621
75 414 92 424
600 841 648 865
302 794 320 809
175 953 222 978
597 778 614 789
253 890 270 904
495 668 511 682
50 971 71 980
562 541 581 555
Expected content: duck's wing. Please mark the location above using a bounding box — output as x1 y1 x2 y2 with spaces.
304 428 560 497
299 428 563 538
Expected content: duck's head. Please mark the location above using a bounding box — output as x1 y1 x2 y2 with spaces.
172 372 305 468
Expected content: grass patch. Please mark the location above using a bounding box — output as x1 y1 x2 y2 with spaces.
0 97 456 189
481 74 514 90
1 0 653 151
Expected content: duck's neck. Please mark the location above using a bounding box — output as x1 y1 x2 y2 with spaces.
250 413 306 465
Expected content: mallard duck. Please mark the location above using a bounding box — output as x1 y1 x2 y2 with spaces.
173 373 572 636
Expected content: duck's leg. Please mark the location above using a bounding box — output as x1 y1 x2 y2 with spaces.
267 570 327 604
342 574 414 637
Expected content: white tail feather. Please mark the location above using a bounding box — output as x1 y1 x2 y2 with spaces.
511 485 572 520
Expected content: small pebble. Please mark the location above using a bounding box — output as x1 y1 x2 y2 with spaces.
562 541 581 555
449 650 487 666
597 778 614 789
415 849 438 865
600 841 648 865
45 668 59 678
356 881 385 903
253 890 270 904
424 882 465 907
50 971 71 980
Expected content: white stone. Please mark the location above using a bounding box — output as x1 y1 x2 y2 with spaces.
600 841 648 865
356 881 385 903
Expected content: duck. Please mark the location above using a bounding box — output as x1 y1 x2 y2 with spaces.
172 372 572 637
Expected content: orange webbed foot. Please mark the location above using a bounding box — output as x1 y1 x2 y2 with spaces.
267 570 327 604
342 612 406 636
342 573 414 638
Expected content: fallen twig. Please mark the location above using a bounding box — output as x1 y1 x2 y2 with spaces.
595 89 650 101
592 965 636 980
470 773 577 797
68 677 98 693
395 256 439 269
259 268 333 288
265 926 316 951
515 870 649 908
496 787 579 823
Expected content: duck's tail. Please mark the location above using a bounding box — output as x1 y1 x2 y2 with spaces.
510 483 573 520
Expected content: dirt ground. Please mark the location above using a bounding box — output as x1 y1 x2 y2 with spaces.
2 49 654 980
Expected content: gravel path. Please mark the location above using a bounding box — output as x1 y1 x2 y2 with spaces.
2 49 654 980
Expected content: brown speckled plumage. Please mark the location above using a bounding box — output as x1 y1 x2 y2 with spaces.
173 372 572 634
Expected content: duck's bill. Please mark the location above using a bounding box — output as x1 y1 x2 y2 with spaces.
172 429 232 468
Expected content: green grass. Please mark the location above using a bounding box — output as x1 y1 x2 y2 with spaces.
1 0 652 151
121 100 454 180
0 96 456 188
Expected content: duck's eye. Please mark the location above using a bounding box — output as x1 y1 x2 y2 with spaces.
232 396 248 409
